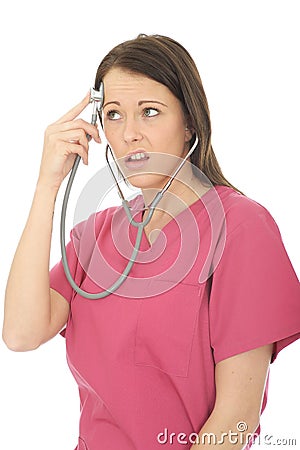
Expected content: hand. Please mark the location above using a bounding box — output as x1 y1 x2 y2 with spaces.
38 92 101 191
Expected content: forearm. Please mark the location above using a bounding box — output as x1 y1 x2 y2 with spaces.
3 181 58 350
3 95 99 350
190 410 259 450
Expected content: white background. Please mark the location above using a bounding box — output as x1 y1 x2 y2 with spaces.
0 1 299 449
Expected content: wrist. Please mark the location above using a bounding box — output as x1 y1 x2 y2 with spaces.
35 178 59 202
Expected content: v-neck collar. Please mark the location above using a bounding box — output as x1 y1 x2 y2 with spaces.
127 184 225 249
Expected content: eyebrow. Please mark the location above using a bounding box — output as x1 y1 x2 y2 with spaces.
103 100 168 109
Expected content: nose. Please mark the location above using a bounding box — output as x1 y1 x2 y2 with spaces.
123 117 143 144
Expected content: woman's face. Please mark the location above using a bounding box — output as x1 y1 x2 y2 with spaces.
102 68 192 190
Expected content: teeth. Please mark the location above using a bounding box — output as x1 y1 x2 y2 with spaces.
129 152 147 161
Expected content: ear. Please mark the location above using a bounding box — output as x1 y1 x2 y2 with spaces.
184 126 193 142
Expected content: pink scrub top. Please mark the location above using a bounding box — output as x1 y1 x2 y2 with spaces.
50 185 300 450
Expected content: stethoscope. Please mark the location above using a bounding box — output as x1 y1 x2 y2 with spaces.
60 83 199 299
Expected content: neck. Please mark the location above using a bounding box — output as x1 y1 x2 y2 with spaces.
141 165 209 222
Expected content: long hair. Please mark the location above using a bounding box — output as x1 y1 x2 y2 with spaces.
95 34 244 195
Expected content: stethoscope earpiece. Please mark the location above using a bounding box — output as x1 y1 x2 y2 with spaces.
90 83 104 124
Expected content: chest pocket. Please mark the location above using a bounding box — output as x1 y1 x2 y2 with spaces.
134 280 203 377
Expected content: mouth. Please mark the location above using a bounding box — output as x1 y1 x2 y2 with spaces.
124 151 150 169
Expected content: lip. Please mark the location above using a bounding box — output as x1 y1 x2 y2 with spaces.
124 149 150 170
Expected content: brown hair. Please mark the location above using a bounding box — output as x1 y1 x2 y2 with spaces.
95 34 244 195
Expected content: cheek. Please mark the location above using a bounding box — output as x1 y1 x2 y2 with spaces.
103 122 115 139
103 125 121 151
161 116 186 142
160 131 187 155
151 122 184 146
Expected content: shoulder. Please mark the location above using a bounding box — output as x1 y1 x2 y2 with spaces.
214 185 279 238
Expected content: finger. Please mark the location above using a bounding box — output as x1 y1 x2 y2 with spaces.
63 142 89 165
48 119 101 143
55 92 91 125
58 129 90 151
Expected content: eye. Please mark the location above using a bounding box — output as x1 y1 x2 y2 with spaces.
107 110 121 120
143 107 159 117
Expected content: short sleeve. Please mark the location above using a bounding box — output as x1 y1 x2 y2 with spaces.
49 222 85 304
209 205 300 365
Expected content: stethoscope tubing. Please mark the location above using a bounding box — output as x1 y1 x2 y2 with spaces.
60 110 198 299
60 152 149 299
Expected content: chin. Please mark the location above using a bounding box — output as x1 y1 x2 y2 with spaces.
125 173 169 191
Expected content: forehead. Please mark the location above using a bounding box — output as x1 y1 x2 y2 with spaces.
102 68 174 102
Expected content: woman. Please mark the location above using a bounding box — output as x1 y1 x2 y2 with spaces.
3 34 300 450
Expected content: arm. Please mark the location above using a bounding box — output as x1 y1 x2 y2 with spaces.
3 183 65 351
190 343 273 449
2 94 100 351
